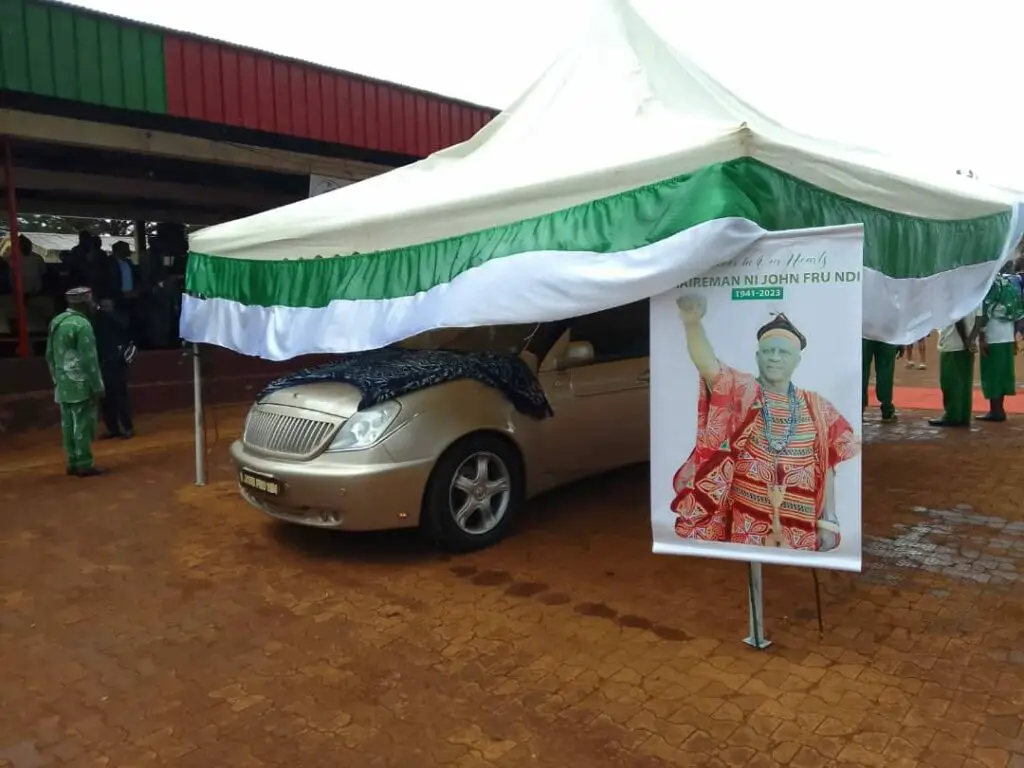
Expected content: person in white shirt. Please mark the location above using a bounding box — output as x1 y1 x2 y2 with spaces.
0 234 45 296
17 235 45 296
977 264 1024 422
929 307 980 428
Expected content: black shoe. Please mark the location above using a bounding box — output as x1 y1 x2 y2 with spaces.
928 418 969 427
76 467 109 478
976 412 1007 422
119 430 134 439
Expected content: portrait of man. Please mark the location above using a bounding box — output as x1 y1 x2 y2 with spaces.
670 294 860 552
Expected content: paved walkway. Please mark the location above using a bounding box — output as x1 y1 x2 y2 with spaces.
1 407 1023 766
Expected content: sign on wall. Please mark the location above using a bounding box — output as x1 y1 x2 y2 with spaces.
649 225 864 572
309 174 354 197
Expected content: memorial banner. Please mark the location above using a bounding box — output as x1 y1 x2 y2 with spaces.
650 225 864 572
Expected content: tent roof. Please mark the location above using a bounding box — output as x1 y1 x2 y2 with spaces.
190 0 1017 263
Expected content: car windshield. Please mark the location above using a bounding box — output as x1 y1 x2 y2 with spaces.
399 324 541 355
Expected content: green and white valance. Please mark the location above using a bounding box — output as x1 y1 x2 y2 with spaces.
181 159 1018 360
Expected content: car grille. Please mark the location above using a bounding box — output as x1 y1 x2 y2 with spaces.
242 405 341 459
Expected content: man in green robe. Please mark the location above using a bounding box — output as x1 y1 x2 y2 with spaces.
929 309 979 428
45 287 107 476
861 339 899 423
977 264 1024 421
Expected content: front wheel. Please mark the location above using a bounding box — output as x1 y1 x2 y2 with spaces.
421 434 524 552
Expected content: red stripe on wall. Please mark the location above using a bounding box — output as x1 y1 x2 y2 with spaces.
363 82 380 150
383 88 403 154
163 36 187 116
220 49 241 127
414 95 429 156
255 56 275 133
235 53 259 130
200 45 224 123
334 76 352 145
180 39 204 120
272 61 291 135
437 101 452 149
348 78 366 148
320 74 339 143
305 71 323 141
427 98 440 154
400 92 416 156
289 64 308 138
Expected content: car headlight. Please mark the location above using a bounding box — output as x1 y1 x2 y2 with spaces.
326 401 402 452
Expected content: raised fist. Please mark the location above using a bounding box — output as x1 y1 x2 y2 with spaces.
676 294 707 326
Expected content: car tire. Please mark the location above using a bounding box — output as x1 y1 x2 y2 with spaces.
420 433 524 553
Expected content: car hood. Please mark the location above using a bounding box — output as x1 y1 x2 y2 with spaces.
257 381 364 419
256 347 551 421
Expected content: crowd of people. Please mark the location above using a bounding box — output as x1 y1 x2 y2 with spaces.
30 225 1024 476
5 223 192 477
863 255 1024 426
0 229 186 353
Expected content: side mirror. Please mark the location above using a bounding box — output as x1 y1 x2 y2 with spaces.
557 341 595 371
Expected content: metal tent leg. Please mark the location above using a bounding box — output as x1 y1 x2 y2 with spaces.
743 562 771 649
192 343 207 486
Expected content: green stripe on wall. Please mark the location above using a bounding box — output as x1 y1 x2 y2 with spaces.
0 0 30 90
187 157 1011 309
0 0 166 112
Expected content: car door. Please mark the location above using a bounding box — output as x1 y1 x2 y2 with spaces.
533 301 651 487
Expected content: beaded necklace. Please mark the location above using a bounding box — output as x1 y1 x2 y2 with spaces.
758 380 798 455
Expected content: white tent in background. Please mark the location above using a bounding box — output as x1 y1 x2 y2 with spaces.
181 0 1022 361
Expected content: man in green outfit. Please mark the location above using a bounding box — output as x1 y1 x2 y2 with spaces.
929 308 980 428
45 287 107 477
977 263 1024 421
862 339 899 422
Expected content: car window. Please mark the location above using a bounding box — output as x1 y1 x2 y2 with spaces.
570 300 650 363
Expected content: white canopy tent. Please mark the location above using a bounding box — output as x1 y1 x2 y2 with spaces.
181 0 1022 360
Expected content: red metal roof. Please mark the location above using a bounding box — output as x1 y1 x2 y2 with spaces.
19 0 499 159
162 36 495 158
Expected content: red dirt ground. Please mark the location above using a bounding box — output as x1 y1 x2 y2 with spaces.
1 360 1023 766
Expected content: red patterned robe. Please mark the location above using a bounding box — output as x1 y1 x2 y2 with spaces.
671 363 859 550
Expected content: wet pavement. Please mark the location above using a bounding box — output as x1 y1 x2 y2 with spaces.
1 402 1024 767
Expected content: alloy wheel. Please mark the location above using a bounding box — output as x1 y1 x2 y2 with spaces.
448 451 512 536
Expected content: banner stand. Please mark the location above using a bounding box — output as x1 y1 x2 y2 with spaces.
743 562 771 650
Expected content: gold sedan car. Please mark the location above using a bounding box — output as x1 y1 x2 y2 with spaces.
231 301 650 551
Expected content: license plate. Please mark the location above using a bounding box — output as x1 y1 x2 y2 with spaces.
239 469 282 496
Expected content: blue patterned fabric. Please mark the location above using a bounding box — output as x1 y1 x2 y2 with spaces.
259 348 553 419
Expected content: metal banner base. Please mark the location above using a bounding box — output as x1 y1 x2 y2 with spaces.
743 562 771 650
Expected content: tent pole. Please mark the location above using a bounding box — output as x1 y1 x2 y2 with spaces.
743 562 771 649
192 342 207 486
3 137 30 358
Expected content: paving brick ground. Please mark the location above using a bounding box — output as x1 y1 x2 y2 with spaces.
1 400 1023 767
